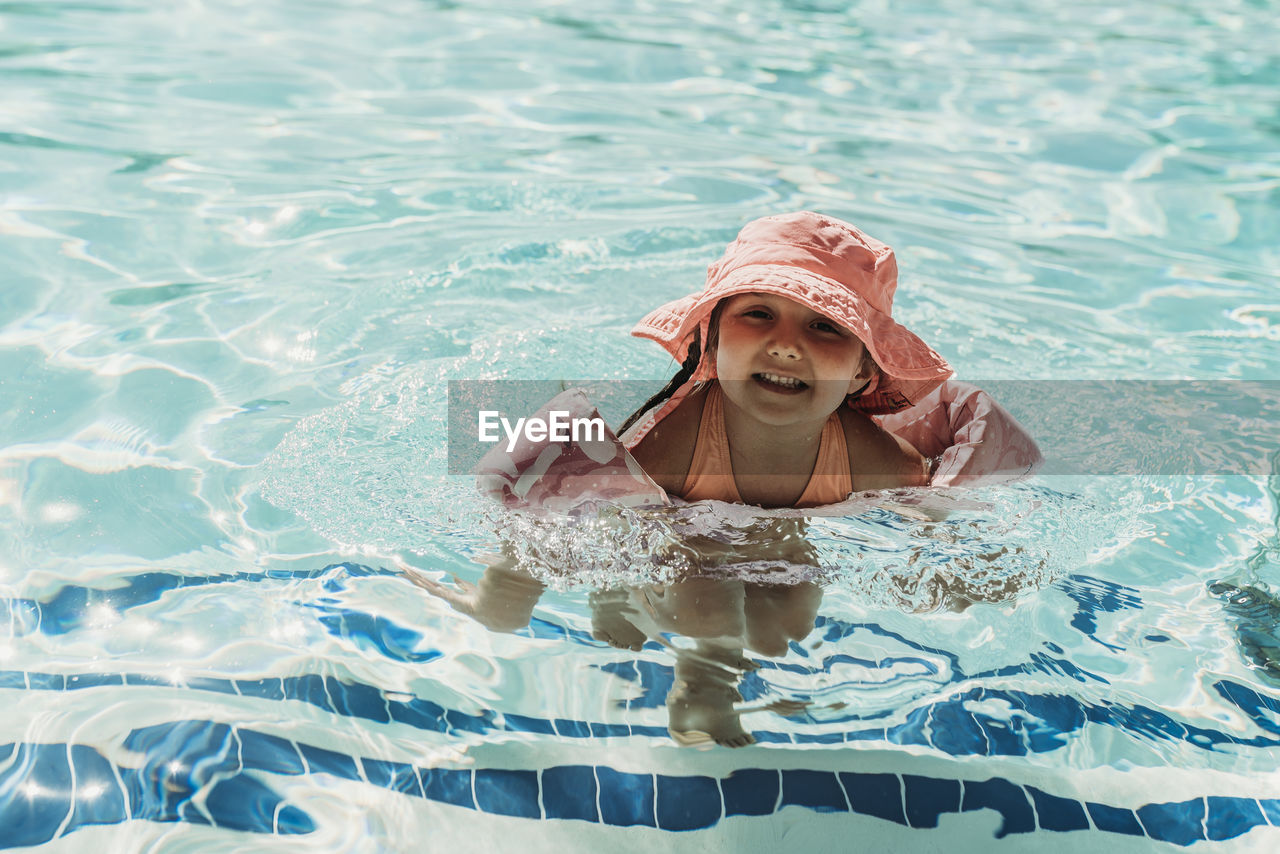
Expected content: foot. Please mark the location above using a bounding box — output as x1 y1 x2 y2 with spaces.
590 590 647 651
667 680 755 748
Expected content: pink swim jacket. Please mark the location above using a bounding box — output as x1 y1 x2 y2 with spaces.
475 380 1043 514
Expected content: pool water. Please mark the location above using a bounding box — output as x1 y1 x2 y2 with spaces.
2 0 1279 850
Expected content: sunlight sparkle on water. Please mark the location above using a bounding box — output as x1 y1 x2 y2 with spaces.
88 604 121 628
77 783 106 800
39 501 84 523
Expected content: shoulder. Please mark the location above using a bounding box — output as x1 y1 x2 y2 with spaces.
622 385 709 494
838 406 929 491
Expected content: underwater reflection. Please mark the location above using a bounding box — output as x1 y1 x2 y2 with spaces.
404 513 1034 748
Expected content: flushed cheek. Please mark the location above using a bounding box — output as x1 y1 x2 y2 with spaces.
714 339 757 379
805 354 860 383
812 343 865 380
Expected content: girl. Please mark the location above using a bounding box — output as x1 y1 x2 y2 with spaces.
620 211 954 509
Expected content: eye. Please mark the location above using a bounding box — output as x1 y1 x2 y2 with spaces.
811 319 842 334
742 308 773 320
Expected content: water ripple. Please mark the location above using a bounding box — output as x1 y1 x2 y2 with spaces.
3 2 1279 844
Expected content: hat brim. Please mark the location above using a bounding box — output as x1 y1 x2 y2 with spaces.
633 265 952 413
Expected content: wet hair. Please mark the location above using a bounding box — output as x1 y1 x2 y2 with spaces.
619 304 723 435
619 328 706 435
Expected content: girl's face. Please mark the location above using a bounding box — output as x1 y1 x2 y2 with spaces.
714 293 871 427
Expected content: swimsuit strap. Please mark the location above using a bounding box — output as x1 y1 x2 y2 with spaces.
794 413 853 507
681 384 853 507
681 383 743 503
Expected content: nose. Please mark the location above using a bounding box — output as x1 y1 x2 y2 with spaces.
767 328 802 361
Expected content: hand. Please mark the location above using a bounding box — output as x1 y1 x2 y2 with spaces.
402 557 546 633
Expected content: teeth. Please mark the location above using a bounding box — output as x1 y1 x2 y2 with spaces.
758 372 804 388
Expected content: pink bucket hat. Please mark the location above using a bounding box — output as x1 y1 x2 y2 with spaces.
632 211 953 416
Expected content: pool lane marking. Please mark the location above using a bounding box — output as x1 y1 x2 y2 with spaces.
593 764 603 823
835 769 852 813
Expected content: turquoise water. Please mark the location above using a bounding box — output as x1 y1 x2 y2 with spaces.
2 0 1280 849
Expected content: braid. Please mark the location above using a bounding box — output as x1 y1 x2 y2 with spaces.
618 331 702 435
619 302 725 435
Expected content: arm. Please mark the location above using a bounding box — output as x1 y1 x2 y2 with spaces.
841 409 930 492
401 549 546 633
875 380 1043 487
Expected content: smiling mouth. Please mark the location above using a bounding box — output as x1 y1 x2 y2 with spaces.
753 372 809 392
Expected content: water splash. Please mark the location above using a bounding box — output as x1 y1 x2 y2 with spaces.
261 358 1137 609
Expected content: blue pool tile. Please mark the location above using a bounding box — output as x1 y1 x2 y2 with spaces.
234 677 286 700
903 775 960 828
792 731 845 744
596 661 638 683
1206 796 1268 841
1138 798 1207 846
656 774 721 831
123 764 205 826
722 768 778 817
183 676 234 695
1260 798 1280 825
327 677 391 723
1010 693 1081 752
418 767 475 809
927 703 987 755
316 611 439 664
973 717 1028 757
845 727 888 743
236 730 305 776
737 671 769 702
588 722 632 738
752 731 792 744
840 772 907 826
123 673 171 687
0 743 73 848
444 708 497 734
1027 786 1089 831
505 713 556 735
65 673 125 689
282 675 334 712
1086 802 1144 836
0 670 26 689
553 718 591 738
475 769 540 818
124 721 239 825
886 706 930 748
526 616 568 640
1214 680 1280 736
542 765 598 822
204 773 303 833
0 743 12 762
961 777 1034 837
627 661 675 709
68 744 127 830
780 770 846 813
389 697 446 731
25 672 65 690
596 766 656 827
297 743 359 780
124 720 238 774
272 801 314 834
362 759 424 798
